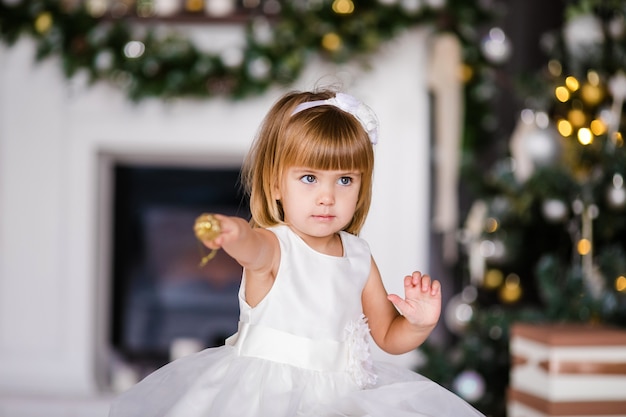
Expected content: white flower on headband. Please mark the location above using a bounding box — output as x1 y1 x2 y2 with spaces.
291 92 379 144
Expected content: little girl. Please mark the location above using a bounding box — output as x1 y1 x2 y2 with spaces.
109 89 484 416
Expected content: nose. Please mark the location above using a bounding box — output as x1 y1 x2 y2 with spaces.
317 184 335 205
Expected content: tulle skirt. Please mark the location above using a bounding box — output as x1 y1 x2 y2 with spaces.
108 344 484 417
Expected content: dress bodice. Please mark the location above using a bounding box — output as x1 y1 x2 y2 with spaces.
238 225 372 340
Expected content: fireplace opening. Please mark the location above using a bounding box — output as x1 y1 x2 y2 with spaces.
109 163 249 376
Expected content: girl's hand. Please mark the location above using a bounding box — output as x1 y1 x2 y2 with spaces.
199 214 244 250
387 271 442 330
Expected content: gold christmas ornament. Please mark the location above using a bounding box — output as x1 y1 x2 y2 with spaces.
194 213 222 267
499 273 522 303
484 269 504 289
194 213 221 240
567 108 587 127
34 12 53 34
322 33 342 52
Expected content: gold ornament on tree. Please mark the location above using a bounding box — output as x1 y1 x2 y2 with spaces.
580 70 605 106
34 12 53 34
580 82 604 106
498 273 522 303
193 213 222 267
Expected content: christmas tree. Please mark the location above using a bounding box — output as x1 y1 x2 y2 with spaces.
418 1 626 415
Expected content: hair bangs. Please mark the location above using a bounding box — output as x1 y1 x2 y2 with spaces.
283 109 372 173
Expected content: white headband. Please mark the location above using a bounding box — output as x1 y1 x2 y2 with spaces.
291 92 379 145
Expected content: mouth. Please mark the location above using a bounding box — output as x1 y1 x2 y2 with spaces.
312 214 335 221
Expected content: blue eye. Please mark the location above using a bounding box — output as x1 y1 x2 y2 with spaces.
338 177 352 185
300 175 316 184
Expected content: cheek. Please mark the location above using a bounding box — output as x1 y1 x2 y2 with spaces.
351 187 361 203
340 189 360 212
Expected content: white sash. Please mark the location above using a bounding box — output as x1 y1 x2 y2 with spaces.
225 321 348 372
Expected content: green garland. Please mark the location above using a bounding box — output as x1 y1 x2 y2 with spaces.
0 0 495 101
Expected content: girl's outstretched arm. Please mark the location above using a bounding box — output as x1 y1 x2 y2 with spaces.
199 214 280 306
362 259 441 355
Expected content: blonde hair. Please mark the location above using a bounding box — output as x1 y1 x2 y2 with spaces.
242 89 375 235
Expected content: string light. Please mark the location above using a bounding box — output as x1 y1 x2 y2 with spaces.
557 119 573 137
577 127 594 145
565 76 580 91
590 119 607 135
555 86 570 102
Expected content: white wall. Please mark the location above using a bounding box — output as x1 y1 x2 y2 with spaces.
0 25 432 415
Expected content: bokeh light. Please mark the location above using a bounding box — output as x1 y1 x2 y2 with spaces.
577 127 594 145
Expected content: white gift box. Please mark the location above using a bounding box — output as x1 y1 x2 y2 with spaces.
507 323 626 417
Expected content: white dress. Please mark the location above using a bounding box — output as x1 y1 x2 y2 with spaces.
109 225 484 417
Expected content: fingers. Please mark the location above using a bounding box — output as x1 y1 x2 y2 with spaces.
387 293 409 312
430 279 441 296
405 271 440 296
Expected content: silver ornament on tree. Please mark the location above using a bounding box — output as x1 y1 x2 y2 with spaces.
607 174 626 210
480 27 512 65
510 109 561 183
563 13 604 61
444 286 477 335
542 198 569 222
452 370 486 403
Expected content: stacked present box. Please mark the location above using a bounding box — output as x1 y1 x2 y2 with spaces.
508 322 626 417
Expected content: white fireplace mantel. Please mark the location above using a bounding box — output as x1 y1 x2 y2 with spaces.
0 26 432 416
